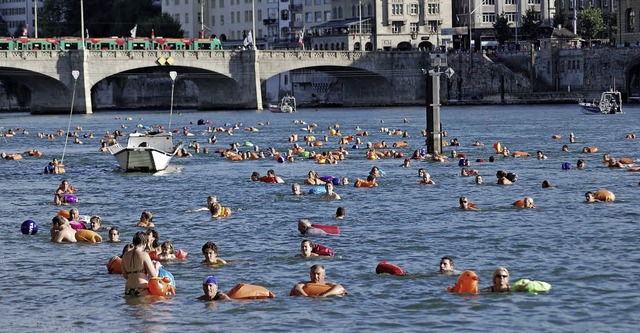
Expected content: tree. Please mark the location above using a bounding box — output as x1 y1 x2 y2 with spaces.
493 13 512 47
0 17 9 36
578 7 605 45
520 8 542 41
39 0 183 38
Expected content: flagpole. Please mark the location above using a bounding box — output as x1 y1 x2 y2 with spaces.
251 0 256 49
358 0 362 50
80 0 85 49
34 0 38 38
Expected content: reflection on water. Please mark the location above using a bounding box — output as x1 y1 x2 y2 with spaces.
1 105 639 331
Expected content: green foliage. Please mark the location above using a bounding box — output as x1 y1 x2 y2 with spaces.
493 13 512 46
0 17 9 36
520 8 542 41
578 7 605 41
553 10 567 29
39 0 183 38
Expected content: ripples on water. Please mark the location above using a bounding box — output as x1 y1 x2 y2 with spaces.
1 105 639 331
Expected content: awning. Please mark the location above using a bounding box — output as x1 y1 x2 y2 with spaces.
312 18 371 29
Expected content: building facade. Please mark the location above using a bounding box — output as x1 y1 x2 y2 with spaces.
1 0 42 37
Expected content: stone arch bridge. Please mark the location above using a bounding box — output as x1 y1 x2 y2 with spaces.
0 49 430 114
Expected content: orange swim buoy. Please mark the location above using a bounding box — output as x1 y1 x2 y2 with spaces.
618 157 634 164
583 147 599 153
552 135 562 139
493 142 502 153
75 229 103 243
57 210 71 219
290 283 332 296
512 199 526 208
148 276 176 296
512 151 531 157
446 270 479 294
313 141 323 147
228 283 275 299
392 141 408 148
593 189 615 202
106 256 123 274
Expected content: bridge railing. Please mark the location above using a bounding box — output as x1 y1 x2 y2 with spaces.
86 49 233 59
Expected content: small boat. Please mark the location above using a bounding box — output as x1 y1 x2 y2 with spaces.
108 131 183 172
579 90 623 114
269 95 297 113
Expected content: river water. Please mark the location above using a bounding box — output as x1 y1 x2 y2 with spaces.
1 105 639 332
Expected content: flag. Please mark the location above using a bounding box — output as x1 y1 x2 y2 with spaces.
243 30 253 49
86 29 89 38
22 25 28 37
130 24 137 38
297 27 305 48
151 29 155 39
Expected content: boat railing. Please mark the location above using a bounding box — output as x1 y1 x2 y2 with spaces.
107 142 124 154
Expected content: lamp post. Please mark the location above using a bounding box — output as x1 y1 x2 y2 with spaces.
80 0 85 49
61 70 80 164
359 0 363 51
423 54 454 155
169 71 177 132
34 0 38 38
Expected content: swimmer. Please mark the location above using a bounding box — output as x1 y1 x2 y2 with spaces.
50 216 77 243
369 166 384 178
475 175 483 185
202 241 227 265
321 182 341 200
158 241 176 260
523 196 536 208
401 158 410 168
296 240 319 258
291 264 346 297
109 227 121 242
136 211 154 228
536 150 548 160
335 206 346 219
569 132 575 143
197 276 231 301
145 228 161 253
562 144 570 152
292 183 306 195
482 267 511 292
439 256 455 274
577 159 585 169
418 168 427 178
122 231 161 297
187 195 218 212
250 171 261 181
472 141 484 146
417 173 436 185
459 196 476 210
88 215 107 231
542 180 553 188
298 219 329 237
496 170 513 185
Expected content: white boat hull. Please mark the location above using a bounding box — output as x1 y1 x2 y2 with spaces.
108 132 182 172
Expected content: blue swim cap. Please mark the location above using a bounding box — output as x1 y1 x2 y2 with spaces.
21 220 38 235
562 162 571 170
204 275 218 285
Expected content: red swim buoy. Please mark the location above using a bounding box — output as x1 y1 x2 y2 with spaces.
375 261 406 276
311 224 340 235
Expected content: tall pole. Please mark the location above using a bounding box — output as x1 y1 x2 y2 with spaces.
252 0 257 48
468 0 473 68
359 0 363 50
34 0 38 38
80 0 85 49
169 71 177 132
573 0 577 34
515 0 519 47
201 0 205 37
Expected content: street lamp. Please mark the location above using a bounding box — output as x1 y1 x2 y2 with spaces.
169 71 177 132
62 70 80 164
80 0 85 49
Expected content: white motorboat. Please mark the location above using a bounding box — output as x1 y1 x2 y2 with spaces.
108 131 182 172
269 95 296 113
579 90 623 115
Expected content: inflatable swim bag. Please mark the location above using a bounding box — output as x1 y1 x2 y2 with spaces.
512 278 551 293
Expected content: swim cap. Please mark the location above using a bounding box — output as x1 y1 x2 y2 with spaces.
21 220 38 235
204 275 218 285
562 162 571 170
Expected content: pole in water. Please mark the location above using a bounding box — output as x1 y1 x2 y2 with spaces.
169 71 177 132
61 70 80 165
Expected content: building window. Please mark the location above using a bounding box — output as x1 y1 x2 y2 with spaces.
185 0 189 4
258 10 262 20
315 0 321 4
231 12 235 23
410 3 418 15
306 12 313 23
392 21 402 33
212 15 216 26
315 11 322 22
505 0 516 4
628 8 636 32
305 0 311 5
427 4 439 15
174 13 181 23
410 22 418 32
485 0 495 4
427 20 437 33
528 0 541 4
175 0 179 5
221 15 224 25
281 9 289 20
268 8 277 19
166 0 169 6
392 4 403 15
211 0 216 8
505 12 516 22
220 0 224 8
483 14 496 23
324 11 331 21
